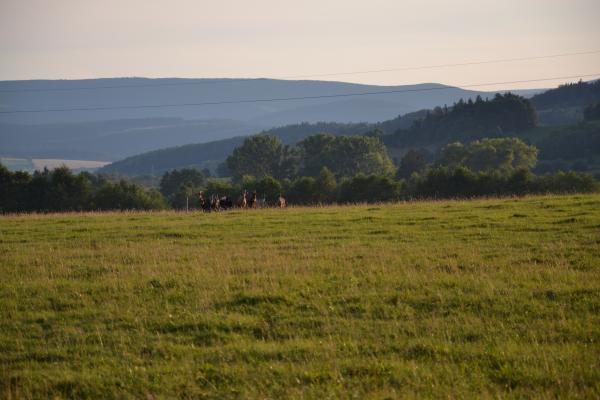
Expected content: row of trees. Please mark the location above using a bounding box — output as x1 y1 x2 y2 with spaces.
2 133 598 212
1 163 597 213
530 80 600 110
156 135 597 208
0 166 166 213
222 131 542 185
157 166 597 209
395 137 539 180
411 167 597 198
155 167 403 207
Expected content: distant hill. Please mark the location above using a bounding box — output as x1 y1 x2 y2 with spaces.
0 118 263 161
0 78 496 125
1 78 537 160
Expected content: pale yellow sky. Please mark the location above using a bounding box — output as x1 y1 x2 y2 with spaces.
1 0 599 89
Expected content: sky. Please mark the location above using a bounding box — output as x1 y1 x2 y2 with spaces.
1 0 599 90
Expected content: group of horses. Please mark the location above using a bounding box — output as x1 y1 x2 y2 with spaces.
198 190 286 212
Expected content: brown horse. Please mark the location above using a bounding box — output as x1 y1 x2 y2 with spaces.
210 195 220 211
277 194 286 208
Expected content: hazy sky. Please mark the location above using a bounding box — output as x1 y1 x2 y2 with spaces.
1 0 599 89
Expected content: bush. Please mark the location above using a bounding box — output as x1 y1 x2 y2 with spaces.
338 174 401 203
537 171 599 194
93 180 167 210
409 167 598 199
287 177 319 205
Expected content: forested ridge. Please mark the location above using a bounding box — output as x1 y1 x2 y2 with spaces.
384 93 537 147
530 80 600 125
530 79 600 109
100 81 600 177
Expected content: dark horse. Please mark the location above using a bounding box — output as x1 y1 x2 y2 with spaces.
248 190 258 209
198 192 212 212
199 192 234 212
219 196 233 210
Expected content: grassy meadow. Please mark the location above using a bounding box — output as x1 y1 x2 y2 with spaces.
1 194 599 399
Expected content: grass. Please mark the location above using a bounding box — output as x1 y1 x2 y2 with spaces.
1 194 599 399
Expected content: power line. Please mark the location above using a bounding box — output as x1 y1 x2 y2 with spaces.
1 50 599 94
284 50 600 79
0 73 598 115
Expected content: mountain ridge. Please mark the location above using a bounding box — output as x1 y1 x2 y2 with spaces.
1 78 541 160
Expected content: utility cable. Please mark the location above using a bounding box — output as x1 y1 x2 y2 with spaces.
0 50 598 93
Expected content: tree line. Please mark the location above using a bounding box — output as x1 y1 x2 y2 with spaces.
530 80 600 110
0 166 167 213
2 134 597 213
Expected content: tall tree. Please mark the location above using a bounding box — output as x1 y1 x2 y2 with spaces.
226 135 294 180
256 176 283 203
316 167 337 203
297 134 395 178
438 137 538 174
159 168 206 198
396 149 428 180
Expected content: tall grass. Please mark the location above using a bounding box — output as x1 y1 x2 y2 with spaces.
1 194 599 398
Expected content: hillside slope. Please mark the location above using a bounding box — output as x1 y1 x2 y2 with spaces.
0 118 264 161
98 121 382 175
530 80 600 125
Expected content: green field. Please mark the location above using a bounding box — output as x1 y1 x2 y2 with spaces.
1 195 600 399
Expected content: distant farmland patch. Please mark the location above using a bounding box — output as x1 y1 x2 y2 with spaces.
0 157 34 171
0 157 110 172
31 158 110 170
